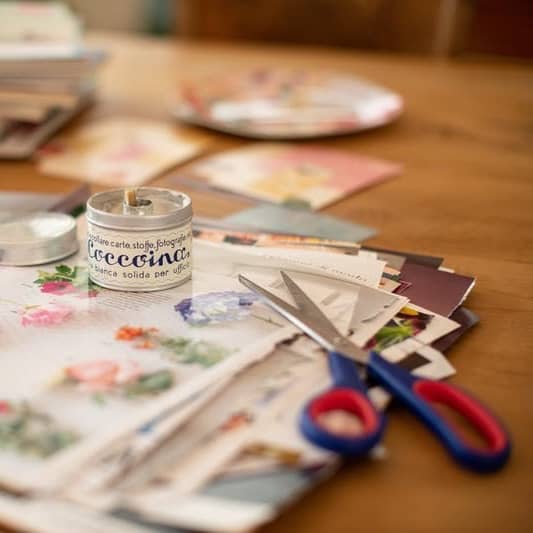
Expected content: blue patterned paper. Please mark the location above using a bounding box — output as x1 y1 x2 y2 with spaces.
175 291 259 326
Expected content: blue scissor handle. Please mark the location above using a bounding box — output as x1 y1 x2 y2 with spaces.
299 351 386 456
367 351 511 473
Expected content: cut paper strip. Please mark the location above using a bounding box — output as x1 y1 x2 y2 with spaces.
194 240 386 289
363 246 444 269
360 303 460 363
224 204 377 242
432 307 479 353
349 285 409 347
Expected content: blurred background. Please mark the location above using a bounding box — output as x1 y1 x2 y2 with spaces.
0 0 530 159
65 0 532 59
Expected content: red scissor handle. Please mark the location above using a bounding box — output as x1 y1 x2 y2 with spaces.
300 387 386 456
413 380 509 453
368 352 511 472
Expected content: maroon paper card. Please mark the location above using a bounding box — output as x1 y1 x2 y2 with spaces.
399 263 475 317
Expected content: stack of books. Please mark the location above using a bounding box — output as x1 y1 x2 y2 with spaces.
0 1 106 159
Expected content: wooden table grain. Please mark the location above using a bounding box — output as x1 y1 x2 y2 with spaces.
1 32 532 533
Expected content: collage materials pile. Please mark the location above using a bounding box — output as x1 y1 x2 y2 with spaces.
0 215 476 532
0 60 487 532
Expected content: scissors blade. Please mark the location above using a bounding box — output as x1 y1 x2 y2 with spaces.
280 270 335 325
239 273 368 364
239 273 337 351
239 273 297 314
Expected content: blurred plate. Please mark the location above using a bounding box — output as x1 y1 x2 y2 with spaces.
174 68 403 140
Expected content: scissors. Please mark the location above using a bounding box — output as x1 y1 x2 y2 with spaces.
239 271 511 473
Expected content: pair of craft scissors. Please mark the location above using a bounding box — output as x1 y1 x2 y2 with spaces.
239 271 511 473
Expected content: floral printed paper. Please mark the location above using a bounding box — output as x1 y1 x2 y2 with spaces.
0 250 295 492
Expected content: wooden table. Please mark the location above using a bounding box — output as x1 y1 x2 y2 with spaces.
1 32 532 532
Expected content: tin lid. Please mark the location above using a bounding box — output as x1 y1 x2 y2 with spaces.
0 212 79 266
87 188 193 230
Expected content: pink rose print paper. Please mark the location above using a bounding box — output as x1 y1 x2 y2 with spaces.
186 143 400 209
56 360 175 402
34 264 99 298
20 303 73 327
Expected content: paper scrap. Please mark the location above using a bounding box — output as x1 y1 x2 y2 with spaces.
187 143 400 209
224 204 376 243
399 263 475 316
432 306 479 352
38 117 205 186
194 240 386 288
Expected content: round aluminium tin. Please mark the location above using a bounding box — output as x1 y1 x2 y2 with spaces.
86 188 193 292
87 188 192 230
0 212 78 266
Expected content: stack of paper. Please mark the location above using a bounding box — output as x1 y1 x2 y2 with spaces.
0 2 106 159
0 216 478 532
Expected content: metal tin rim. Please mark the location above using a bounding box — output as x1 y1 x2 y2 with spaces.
0 243 79 266
87 188 193 231
0 212 79 266
87 219 192 233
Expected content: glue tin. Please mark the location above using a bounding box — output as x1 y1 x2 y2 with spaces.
86 188 192 292
0 212 78 266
